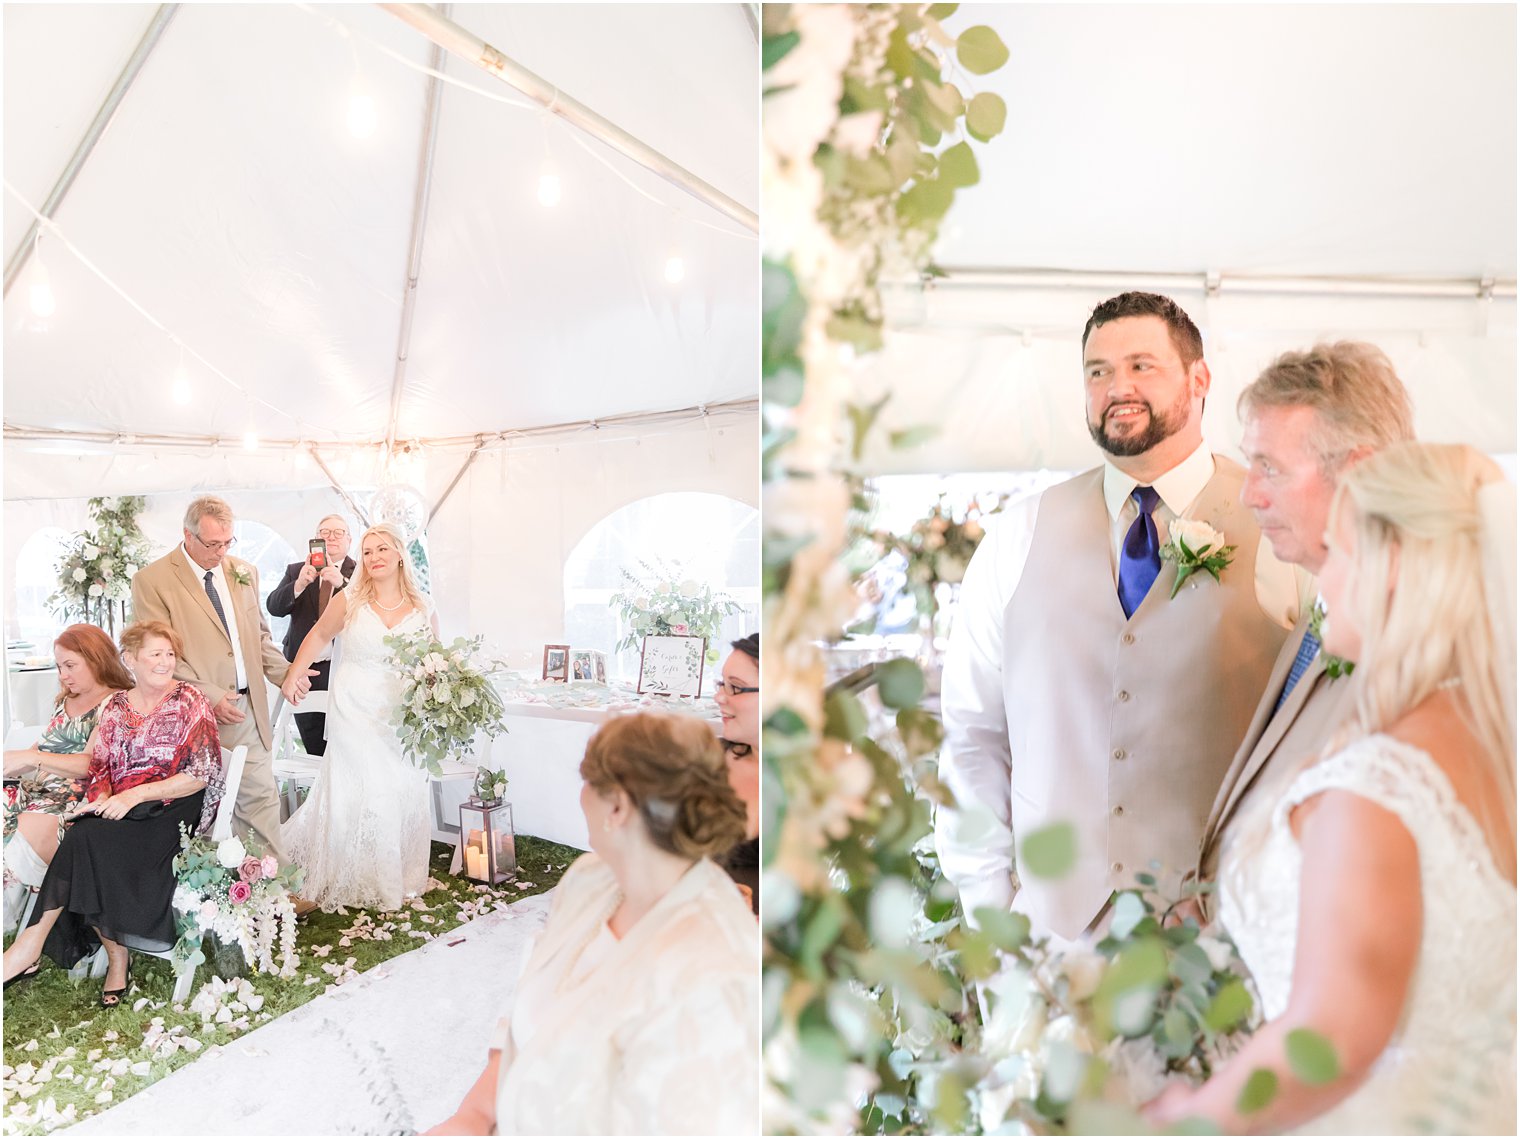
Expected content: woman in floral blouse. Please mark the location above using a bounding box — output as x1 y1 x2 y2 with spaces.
2 621 223 1005
3 625 132 914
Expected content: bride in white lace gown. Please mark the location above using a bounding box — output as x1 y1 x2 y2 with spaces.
1148 443 1516 1135
279 523 435 912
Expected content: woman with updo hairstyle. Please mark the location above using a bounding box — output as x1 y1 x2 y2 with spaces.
1147 442 1516 1135
428 712 758 1136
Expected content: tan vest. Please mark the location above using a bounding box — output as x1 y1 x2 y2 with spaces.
1002 457 1288 939
1197 609 1357 901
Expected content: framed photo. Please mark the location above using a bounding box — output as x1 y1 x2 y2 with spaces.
542 644 570 683
636 634 706 697
569 649 606 684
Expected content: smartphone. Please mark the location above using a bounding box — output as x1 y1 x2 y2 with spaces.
308 539 328 569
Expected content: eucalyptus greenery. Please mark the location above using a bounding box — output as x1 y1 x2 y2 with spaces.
608 562 741 658
48 496 152 635
385 631 507 777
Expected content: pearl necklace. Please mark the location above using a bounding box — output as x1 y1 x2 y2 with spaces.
373 595 406 612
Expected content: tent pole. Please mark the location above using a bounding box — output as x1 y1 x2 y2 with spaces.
308 446 373 529
428 438 486 522
924 267 1518 301
380 3 758 234
3 4 180 296
383 6 451 463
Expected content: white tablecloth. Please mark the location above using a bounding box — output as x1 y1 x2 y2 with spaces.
434 697 723 851
5 667 59 730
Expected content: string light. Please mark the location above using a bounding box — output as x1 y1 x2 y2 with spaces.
664 256 685 284
537 169 562 207
347 90 377 138
242 428 259 451
171 367 191 405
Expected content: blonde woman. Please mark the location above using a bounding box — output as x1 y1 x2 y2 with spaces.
279 523 438 911
427 713 757 1135
1147 443 1516 1134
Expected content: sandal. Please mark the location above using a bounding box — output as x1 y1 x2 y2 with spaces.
3 961 41 990
100 961 130 1008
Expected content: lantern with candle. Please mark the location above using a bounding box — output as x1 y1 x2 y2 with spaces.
459 797 516 883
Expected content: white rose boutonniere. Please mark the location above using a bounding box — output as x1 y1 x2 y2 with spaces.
1161 518 1236 598
228 563 252 588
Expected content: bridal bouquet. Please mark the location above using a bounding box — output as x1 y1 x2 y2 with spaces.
609 561 741 657
171 829 303 979
972 882 1261 1133
385 630 507 777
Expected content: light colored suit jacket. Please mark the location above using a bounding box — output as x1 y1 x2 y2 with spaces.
1197 607 1357 906
131 548 289 749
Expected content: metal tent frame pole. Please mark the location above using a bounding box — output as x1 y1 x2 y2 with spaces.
381 2 758 234
3 4 180 296
924 267 1518 301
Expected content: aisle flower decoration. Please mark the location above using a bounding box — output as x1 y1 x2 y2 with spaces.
385 631 507 777
609 562 741 660
48 496 152 635
761 3 1012 1132
170 830 302 979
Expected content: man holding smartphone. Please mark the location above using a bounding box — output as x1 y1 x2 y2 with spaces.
266 514 355 756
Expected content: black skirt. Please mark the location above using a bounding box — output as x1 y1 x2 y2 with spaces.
29 791 205 969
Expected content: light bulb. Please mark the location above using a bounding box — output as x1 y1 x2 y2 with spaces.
664 256 685 284
537 172 562 207
242 430 259 451
171 368 192 405
29 261 55 318
347 93 377 139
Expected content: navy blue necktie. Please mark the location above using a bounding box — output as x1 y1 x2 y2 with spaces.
204 570 230 636
1275 626 1321 712
1118 485 1161 618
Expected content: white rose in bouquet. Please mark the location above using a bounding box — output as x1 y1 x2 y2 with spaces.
198 899 220 926
84 545 100 559
1168 518 1225 557
87 583 104 598
433 682 452 704
72 568 87 583
459 687 476 708
216 836 248 869
679 579 699 596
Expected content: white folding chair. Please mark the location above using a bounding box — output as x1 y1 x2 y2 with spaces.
271 691 328 819
134 744 248 1002
5 724 49 934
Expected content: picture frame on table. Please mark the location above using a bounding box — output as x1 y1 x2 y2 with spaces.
636 634 706 698
569 649 606 684
542 644 570 683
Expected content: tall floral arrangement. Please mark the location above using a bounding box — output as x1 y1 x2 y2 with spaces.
48 496 152 635
869 494 1000 619
761 4 1011 1132
609 561 741 659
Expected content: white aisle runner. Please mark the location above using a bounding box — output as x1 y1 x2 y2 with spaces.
65 892 554 1136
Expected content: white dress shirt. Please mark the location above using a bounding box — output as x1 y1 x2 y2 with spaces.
182 544 249 691
937 441 1309 924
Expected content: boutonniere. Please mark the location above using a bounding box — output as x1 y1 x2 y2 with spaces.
228 563 252 588
1307 601 1355 678
1160 519 1237 598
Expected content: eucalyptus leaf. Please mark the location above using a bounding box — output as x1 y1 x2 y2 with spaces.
972 906 1031 952
1019 821 1077 879
1236 1067 1279 1115
1203 976 1253 1032
927 3 959 18
875 658 926 709
938 141 979 188
1285 1028 1340 1085
824 689 869 743
966 91 1008 141
956 25 1010 74
1110 890 1147 939
761 30 800 71
889 424 939 450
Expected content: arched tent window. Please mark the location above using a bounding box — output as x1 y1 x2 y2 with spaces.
11 527 72 646
234 520 298 650
564 494 760 682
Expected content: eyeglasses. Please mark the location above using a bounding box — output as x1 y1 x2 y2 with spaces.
714 680 759 696
317 529 348 539
190 531 237 553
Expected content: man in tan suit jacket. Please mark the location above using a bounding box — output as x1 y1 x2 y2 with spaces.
1197 343 1416 906
132 496 315 866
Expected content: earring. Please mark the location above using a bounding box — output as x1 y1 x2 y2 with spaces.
602 819 612 834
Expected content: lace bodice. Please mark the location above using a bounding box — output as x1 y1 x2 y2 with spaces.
1219 734 1516 1134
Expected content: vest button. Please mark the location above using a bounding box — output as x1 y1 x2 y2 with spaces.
1117 690 1131 702
1112 805 1124 817
1111 861 1124 874
1112 748 1127 760
1122 633 1135 645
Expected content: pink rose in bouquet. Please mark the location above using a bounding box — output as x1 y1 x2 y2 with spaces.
228 880 252 905
261 855 279 879
673 624 690 635
239 857 264 884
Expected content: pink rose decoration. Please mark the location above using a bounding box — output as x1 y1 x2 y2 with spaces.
673 624 690 635
228 880 252 905
261 855 279 878
239 857 264 884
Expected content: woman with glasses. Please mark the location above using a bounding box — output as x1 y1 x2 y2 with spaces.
713 633 759 912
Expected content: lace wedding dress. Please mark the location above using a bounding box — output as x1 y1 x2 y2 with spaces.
284 602 433 912
1219 735 1516 1134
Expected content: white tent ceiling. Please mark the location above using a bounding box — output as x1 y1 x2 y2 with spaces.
2 3 759 461
859 3 1517 475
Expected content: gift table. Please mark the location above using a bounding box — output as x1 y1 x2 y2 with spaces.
433 675 724 852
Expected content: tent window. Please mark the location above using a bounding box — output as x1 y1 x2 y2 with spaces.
564 493 759 682
234 521 298 651
11 527 73 647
